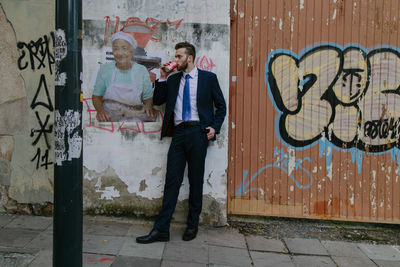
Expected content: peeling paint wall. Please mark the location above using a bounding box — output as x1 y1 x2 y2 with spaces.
82 0 230 225
0 0 54 214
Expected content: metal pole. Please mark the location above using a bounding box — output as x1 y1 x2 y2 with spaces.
54 0 82 266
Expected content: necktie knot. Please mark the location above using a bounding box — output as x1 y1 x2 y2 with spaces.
185 74 191 80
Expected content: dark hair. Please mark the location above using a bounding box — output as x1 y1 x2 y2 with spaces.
175 42 196 60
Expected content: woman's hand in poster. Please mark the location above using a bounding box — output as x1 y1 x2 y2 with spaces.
143 98 156 118
96 109 111 122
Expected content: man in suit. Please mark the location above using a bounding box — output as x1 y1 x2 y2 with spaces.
136 42 226 243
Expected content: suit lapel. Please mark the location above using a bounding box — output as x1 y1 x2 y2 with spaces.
171 72 183 106
197 69 204 101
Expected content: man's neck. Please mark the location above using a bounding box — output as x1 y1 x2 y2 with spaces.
184 64 195 74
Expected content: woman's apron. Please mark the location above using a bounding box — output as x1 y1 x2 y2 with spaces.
102 66 149 122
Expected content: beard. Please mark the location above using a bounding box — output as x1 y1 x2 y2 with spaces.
177 59 188 71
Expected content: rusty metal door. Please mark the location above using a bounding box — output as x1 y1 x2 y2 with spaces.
228 0 400 223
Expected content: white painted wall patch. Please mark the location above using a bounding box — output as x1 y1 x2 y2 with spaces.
98 186 120 200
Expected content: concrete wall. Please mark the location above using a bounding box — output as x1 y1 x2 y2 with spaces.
82 0 230 225
0 0 229 225
0 0 54 214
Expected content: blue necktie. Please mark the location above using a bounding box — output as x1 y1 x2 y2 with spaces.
182 74 191 121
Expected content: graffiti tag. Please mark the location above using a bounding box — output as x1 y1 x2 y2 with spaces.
17 33 55 74
195 56 215 72
83 98 163 134
17 33 55 170
267 45 400 153
236 147 312 195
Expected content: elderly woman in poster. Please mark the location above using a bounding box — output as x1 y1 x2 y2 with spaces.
92 31 155 122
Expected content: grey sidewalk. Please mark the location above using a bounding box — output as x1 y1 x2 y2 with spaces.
0 213 399 267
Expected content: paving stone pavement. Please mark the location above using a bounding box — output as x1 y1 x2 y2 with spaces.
0 213 399 266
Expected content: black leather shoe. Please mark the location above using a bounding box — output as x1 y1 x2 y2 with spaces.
182 227 198 241
136 229 170 244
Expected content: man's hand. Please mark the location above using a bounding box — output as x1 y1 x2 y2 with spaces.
205 126 216 140
159 61 171 80
96 110 111 122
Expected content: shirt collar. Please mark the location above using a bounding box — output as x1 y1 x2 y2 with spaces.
183 67 198 78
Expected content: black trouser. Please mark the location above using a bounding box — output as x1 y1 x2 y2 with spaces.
154 124 208 232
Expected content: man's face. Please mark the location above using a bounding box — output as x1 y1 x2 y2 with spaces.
112 39 135 66
175 48 191 71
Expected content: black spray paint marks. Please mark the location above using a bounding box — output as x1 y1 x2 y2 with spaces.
119 129 139 141
191 23 228 50
31 74 54 111
17 32 55 170
83 20 109 49
31 147 52 170
17 33 55 74
30 111 53 148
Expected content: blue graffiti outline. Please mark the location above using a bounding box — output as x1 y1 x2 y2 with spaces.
236 147 313 195
264 42 400 174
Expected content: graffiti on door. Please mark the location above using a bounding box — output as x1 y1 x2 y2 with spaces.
266 44 400 174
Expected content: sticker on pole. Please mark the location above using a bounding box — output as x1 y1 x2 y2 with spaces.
55 110 82 166
55 29 67 86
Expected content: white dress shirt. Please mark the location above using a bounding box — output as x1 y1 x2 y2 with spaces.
174 67 199 125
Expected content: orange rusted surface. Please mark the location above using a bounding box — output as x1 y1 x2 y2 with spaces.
229 0 400 223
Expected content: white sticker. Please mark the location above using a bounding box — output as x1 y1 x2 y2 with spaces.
55 29 67 61
55 110 82 166
55 72 67 86
55 29 67 86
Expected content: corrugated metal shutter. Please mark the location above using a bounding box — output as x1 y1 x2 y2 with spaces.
229 0 400 223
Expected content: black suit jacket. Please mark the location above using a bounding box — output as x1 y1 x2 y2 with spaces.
153 69 226 139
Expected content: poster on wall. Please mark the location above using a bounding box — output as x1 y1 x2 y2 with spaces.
83 14 228 132
81 1 230 224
